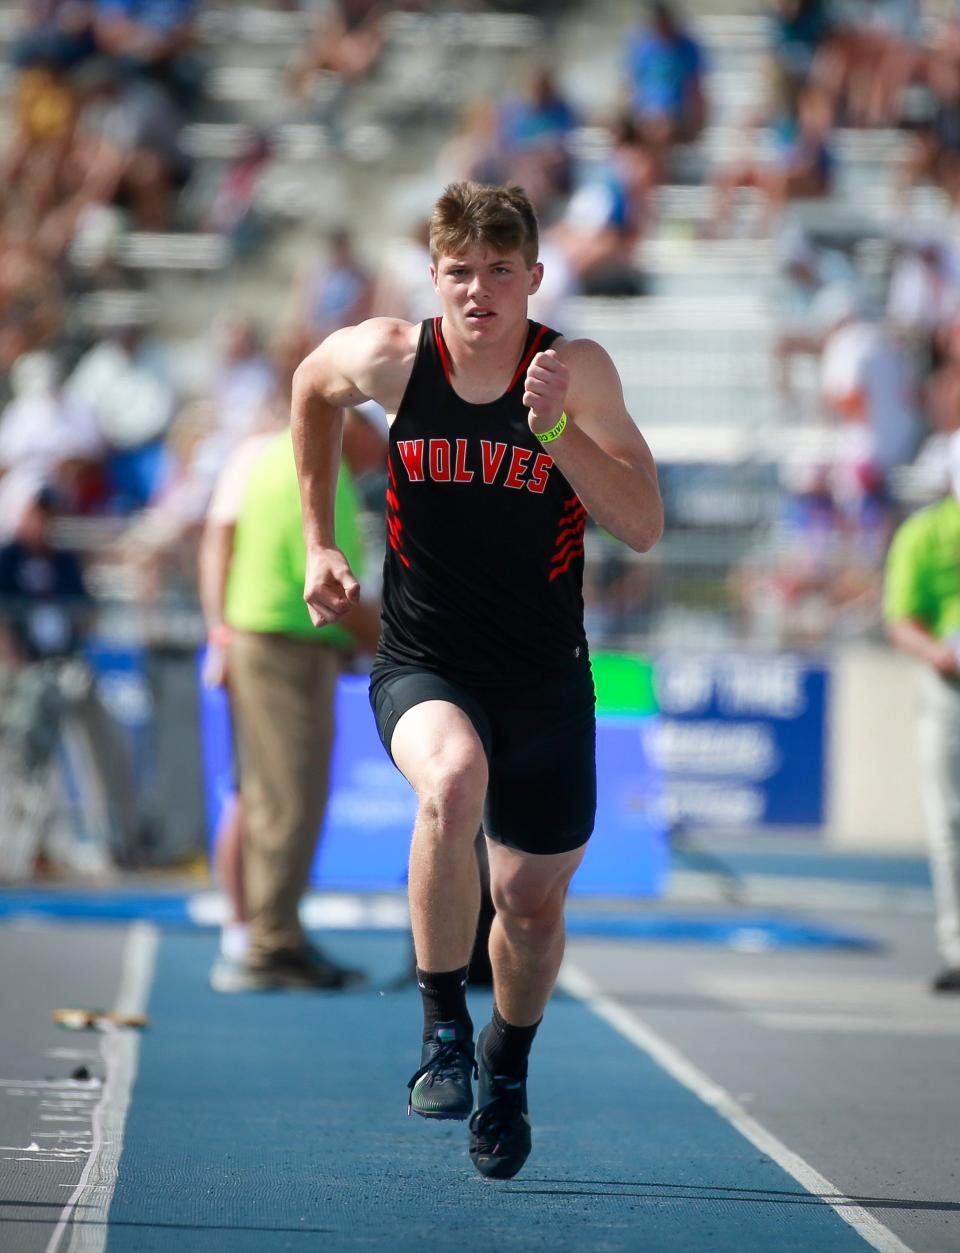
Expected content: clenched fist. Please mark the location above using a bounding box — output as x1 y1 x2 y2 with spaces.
304 545 360 628
523 349 569 436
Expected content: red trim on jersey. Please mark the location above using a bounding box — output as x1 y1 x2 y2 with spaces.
548 493 585 581
552 534 584 565
386 453 410 566
388 533 411 568
555 520 584 546
435 318 551 394
549 547 583 581
508 323 549 393
433 317 452 383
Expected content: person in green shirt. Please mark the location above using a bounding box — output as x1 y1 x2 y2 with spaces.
884 430 960 993
199 421 380 991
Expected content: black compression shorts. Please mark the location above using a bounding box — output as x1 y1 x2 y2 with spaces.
369 661 597 856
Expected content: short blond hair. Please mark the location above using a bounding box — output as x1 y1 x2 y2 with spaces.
429 181 539 267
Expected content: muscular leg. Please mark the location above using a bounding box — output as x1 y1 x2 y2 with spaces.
391 700 488 972
467 838 587 1178
394 700 488 1118
485 839 587 1026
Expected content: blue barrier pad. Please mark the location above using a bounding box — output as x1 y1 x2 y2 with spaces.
0 890 196 926
565 913 881 951
674 848 932 888
199 669 668 898
0 891 879 951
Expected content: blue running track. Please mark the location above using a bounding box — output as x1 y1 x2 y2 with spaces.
99 931 877 1252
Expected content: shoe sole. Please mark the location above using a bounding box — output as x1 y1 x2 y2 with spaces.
411 1106 472 1121
470 1148 531 1180
209 965 274 993
209 969 365 993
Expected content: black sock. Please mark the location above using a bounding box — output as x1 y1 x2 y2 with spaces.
482 1004 541 1078
416 965 471 1041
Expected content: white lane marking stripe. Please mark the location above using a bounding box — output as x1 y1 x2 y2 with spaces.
45 922 159 1253
559 963 913 1253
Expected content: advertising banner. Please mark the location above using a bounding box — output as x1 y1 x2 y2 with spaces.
200 660 667 897
654 652 829 829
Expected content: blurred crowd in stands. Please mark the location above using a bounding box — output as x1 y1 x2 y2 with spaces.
8 1 960 653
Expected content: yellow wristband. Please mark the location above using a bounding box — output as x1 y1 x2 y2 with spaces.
535 412 567 444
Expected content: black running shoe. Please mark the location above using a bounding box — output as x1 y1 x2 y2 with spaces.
407 1020 476 1120
469 1024 532 1179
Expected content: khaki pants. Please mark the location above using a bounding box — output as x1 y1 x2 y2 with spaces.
918 669 960 967
228 632 341 960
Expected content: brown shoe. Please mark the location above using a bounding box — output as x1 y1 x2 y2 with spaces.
931 967 960 993
211 943 365 992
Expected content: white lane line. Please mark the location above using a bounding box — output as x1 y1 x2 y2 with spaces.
45 922 159 1253
559 963 913 1253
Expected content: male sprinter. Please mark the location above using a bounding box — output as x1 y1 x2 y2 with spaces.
291 181 662 1179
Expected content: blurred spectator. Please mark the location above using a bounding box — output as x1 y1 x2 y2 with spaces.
201 130 274 259
887 230 960 344
209 316 278 445
10 2 96 73
898 44 960 211
116 397 219 602
0 472 138 878
196 411 289 970
287 227 374 355
203 426 375 992
0 476 91 657
496 65 578 216
91 0 203 109
286 0 385 107
910 317 960 493
527 234 578 331
36 59 193 256
117 317 311 604
0 352 105 508
437 99 505 189
198 395 386 974
817 284 922 489
768 0 832 96
623 1 707 164
0 230 66 376
86 60 189 225
64 322 177 510
816 0 923 129
3 59 80 229
549 115 654 296
710 81 835 238
774 221 857 328
732 449 892 646
884 427 960 992
372 218 438 322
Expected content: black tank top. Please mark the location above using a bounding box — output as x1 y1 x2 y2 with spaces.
377 317 588 687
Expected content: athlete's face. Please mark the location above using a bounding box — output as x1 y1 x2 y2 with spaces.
432 246 543 344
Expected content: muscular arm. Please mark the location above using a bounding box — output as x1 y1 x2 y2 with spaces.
291 316 414 625
887 616 959 678
525 338 663 553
